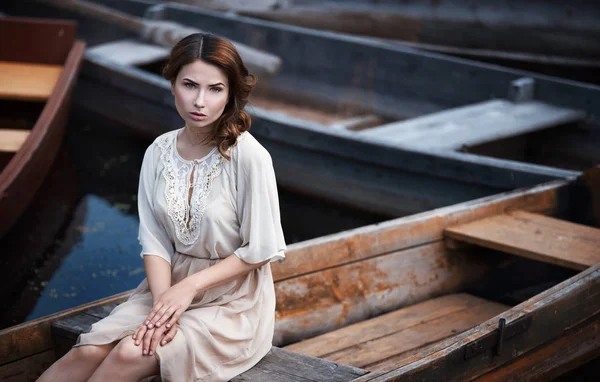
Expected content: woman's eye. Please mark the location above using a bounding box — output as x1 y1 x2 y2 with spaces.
210 87 222 93
184 83 196 89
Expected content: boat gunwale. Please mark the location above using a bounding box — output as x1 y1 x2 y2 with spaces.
0 177 574 363
0 16 86 236
78 55 581 189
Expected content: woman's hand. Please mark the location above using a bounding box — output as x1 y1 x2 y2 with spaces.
145 280 196 330
133 322 179 356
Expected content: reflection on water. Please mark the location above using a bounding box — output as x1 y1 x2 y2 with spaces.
26 195 144 320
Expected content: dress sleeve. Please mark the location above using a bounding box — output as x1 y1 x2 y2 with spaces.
233 141 286 264
137 144 174 264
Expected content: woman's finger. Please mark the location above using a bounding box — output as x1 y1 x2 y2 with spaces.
145 303 164 326
142 327 155 355
147 304 170 328
149 326 166 356
161 323 178 346
154 306 177 328
166 308 184 329
133 325 147 346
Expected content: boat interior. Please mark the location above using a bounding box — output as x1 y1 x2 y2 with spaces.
6 167 591 380
0 42 61 169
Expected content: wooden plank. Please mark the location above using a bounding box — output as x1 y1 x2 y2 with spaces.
284 294 492 358
353 263 600 382
0 290 129 365
0 349 55 382
272 180 566 282
445 210 600 270
308 298 507 369
0 61 62 101
231 347 368 382
86 39 170 66
474 314 600 382
274 242 495 346
360 100 586 151
0 129 30 152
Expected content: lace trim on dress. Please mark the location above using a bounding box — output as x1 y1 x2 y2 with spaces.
156 132 224 245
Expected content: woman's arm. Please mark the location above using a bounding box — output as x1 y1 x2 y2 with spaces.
144 255 172 300
144 254 267 329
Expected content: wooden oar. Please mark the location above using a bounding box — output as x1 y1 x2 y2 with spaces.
40 0 282 77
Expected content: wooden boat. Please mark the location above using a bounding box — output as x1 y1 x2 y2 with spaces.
177 0 600 84
2 165 598 381
3 0 600 219
0 16 85 238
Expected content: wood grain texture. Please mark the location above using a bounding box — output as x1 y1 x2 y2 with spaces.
285 294 493 358
445 210 600 270
286 294 508 369
272 180 566 282
353 263 600 381
0 349 55 382
0 129 30 152
0 290 129 365
231 347 368 382
474 314 600 382
274 242 493 345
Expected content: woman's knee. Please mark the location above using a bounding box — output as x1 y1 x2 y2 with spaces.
69 344 111 363
110 337 144 364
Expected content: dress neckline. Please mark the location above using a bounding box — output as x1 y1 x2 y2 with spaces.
174 128 218 164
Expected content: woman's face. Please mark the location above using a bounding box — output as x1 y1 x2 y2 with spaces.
171 59 229 132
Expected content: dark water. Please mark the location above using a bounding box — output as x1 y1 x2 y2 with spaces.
0 112 390 329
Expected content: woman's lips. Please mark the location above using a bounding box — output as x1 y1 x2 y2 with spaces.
190 112 207 121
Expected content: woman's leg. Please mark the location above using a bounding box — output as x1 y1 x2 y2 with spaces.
36 343 115 382
88 336 160 381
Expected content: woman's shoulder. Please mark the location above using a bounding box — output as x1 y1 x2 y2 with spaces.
231 131 272 166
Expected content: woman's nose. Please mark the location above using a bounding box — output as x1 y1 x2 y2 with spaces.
194 91 205 108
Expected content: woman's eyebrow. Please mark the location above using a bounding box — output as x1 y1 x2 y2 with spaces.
209 82 226 87
183 78 199 85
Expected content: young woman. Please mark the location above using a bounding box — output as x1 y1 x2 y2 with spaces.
37 33 286 382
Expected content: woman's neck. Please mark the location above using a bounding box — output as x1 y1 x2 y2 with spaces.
183 125 213 147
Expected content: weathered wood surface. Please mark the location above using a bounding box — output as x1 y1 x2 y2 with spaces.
0 129 30 152
359 100 586 151
272 180 567 282
0 349 55 382
231 347 368 382
275 242 494 345
48 311 368 382
0 291 129 365
474 314 600 382
285 294 508 370
0 61 62 101
445 210 600 271
353 262 600 381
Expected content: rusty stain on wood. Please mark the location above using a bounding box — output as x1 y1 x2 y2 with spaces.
272 180 567 283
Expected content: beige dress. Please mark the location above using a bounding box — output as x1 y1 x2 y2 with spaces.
76 129 287 382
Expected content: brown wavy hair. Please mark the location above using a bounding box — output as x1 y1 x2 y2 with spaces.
162 33 256 160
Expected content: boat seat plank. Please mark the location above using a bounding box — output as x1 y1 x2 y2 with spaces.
50 303 367 381
0 129 30 153
444 210 600 271
284 293 508 370
0 61 62 101
359 100 586 150
86 39 170 67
